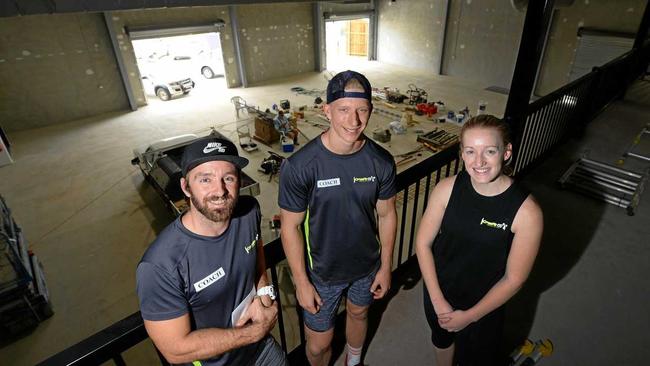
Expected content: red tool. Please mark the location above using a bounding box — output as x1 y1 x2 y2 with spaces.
416 103 437 118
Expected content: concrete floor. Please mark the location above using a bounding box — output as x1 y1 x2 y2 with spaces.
331 80 650 366
0 61 507 365
1 61 648 366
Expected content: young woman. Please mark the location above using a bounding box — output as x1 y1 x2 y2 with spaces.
415 114 543 366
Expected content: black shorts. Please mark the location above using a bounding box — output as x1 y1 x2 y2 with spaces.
423 285 505 366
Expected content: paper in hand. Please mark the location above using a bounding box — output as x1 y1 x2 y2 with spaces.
231 286 255 326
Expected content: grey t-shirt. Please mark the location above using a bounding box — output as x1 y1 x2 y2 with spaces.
278 135 396 284
136 195 262 366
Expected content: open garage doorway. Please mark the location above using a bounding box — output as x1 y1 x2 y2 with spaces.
132 32 227 104
325 18 370 71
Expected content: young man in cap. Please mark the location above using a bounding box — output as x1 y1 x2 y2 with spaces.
136 137 287 366
279 70 397 366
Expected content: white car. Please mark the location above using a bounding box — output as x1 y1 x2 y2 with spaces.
141 74 195 101
195 51 225 79
160 53 225 79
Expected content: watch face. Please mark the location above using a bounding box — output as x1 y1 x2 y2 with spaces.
259 285 276 300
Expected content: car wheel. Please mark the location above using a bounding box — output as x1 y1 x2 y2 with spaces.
201 66 215 79
155 87 171 101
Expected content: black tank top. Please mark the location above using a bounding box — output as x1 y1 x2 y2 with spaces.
433 170 530 310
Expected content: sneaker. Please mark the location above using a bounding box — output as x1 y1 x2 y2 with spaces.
344 354 363 366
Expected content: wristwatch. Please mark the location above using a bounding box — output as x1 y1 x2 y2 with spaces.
256 285 276 300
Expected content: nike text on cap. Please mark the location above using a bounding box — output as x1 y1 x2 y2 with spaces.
326 70 372 104
181 137 249 176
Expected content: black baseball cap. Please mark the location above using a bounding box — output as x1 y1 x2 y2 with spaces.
326 70 372 104
181 137 249 176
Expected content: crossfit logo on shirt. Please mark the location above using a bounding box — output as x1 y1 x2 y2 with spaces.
193 267 226 292
480 217 508 231
353 176 376 183
317 178 341 188
245 234 259 254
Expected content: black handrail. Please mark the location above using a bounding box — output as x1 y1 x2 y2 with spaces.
395 142 459 190
37 145 462 366
39 37 650 366
512 40 650 175
36 311 149 366
36 237 290 366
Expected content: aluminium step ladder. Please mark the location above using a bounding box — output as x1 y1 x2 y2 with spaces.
558 154 649 216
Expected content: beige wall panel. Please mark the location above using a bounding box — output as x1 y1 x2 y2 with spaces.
377 0 444 72
0 13 127 132
236 3 315 84
442 0 525 88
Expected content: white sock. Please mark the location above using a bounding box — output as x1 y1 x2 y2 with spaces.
347 344 362 366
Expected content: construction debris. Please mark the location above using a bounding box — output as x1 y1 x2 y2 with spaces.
372 87 408 104
372 128 391 143
259 151 286 182
407 83 428 105
416 128 459 149
290 86 325 98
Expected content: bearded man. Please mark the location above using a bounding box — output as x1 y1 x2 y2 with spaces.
136 137 287 366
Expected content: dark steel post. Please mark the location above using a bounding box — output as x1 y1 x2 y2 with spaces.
503 0 556 172
633 1 650 51
631 1 650 82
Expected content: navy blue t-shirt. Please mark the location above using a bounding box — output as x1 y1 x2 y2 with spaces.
278 135 397 284
136 195 262 366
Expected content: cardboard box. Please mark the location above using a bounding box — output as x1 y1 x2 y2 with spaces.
254 117 280 144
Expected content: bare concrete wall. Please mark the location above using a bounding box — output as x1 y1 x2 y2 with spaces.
374 0 524 87
442 0 525 88
0 13 128 132
111 6 237 107
236 3 314 84
535 0 647 96
376 0 445 72
0 3 321 131
115 3 317 89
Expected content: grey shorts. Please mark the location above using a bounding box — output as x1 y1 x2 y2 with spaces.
303 269 377 332
251 335 288 366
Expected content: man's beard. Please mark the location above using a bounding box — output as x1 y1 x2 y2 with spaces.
187 185 237 223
